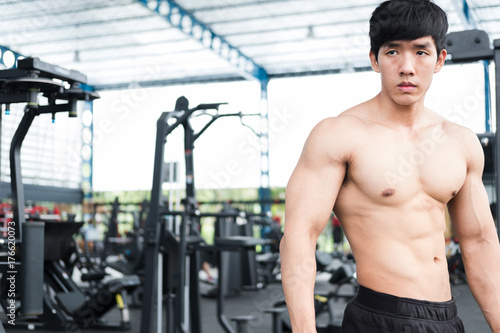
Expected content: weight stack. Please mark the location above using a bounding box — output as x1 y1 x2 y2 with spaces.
20 222 44 316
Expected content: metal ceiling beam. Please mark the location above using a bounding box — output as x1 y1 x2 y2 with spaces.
203 3 375 25
189 0 297 12
0 14 154 35
135 0 268 82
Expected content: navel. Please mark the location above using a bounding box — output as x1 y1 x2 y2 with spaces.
382 188 396 197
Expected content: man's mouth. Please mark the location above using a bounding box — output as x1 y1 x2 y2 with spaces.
398 82 416 92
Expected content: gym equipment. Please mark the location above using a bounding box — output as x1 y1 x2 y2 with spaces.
198 199 284 287
0 57 97 330
273 256 357 333
0 220 140 331
446 30 500 235
140 96 266 333
267 250 357 333
447 238 467 285
0 57 139 331
201 203 269 298
41 222 139 331
98 198 148 307
19 222 44 316
101 198 147 273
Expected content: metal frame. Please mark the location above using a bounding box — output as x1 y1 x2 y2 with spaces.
0 58 98 328
494 39 500 235
141 96 266 333
0 183 83 204
451 0 493 132
446 30 500 237
141 97 238 333
0 46 97 204
135 0 272 206
136 0 268 83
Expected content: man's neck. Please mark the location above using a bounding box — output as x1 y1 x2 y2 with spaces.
374 92 427 131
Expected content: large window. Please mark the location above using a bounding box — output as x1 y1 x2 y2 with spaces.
1 102 84 190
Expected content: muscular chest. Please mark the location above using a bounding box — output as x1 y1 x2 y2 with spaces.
347 130 467 204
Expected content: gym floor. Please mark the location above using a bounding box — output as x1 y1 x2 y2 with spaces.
4 273 489 333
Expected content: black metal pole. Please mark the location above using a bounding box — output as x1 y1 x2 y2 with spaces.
494 39 500 239
182 117 203 333
141 106 192 333
10 108 36 238
217 247 235 333
184 120 196 202
141 112 169 333
9 107 45 319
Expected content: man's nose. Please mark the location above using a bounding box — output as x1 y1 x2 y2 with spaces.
399 54 416 76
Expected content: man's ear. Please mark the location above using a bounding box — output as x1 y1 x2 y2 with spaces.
370 51 380 73
434 49 447 73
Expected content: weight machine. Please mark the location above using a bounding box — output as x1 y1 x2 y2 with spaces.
0 57 139 331
140 96 270 333
0 57 96 329
445 30 500 236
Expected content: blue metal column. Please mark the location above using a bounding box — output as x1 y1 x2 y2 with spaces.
259 80 271 213
484 61 492 132
81 99 94 199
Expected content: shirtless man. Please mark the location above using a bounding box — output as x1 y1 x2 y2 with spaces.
280 0 500 332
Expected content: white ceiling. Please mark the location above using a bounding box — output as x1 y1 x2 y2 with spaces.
0 0 498 89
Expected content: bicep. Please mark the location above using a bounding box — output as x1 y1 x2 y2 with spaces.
448 133 495 242
284 123 348 238
448 175 494 241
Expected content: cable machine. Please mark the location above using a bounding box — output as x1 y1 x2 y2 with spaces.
140 96 271 333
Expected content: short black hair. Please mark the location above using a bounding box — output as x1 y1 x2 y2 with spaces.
369 0 448 61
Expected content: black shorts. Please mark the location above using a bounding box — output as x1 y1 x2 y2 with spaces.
341 285 465 333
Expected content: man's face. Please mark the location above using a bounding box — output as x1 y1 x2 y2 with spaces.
369 36 447 107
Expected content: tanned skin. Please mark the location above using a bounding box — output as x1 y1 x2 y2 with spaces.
280 36 500 332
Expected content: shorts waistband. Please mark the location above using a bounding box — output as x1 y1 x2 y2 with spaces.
355 285 458 321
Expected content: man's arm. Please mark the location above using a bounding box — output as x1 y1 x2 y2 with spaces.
448 130 500 332
280 117 349 333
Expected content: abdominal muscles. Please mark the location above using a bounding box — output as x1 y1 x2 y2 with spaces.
335 187 452 301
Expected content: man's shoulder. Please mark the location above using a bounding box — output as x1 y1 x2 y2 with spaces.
439 119 483 165
315 114 365 130
441 119 479 143
312 106 369 135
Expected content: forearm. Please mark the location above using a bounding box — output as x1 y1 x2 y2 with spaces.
280 233 318 333
462 238 500 332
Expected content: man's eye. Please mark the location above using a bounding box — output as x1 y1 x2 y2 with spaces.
387 50 397 55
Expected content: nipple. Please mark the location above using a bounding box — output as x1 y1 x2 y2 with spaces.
382 188 396 197
452 191 458 197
